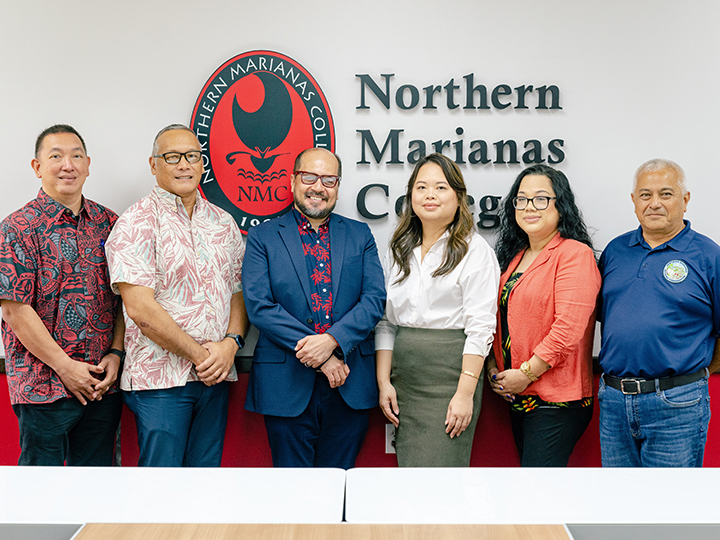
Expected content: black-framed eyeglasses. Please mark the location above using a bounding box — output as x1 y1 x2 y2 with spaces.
294 170 340 188
153 151 202 165
513 196 557 210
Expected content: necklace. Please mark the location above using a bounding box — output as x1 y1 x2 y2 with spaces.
420 236 442 260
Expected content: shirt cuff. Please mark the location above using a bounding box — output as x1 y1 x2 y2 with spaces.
462 336 493 357
375 332 396 351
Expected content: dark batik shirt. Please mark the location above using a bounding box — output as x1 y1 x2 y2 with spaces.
0 189 119 405
293 209 333 334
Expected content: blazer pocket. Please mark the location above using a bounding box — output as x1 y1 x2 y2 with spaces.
358 337 375 356
252 347 288 364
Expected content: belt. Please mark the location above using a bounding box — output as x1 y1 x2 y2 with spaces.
603 368 707 395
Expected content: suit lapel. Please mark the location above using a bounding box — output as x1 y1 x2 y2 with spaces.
277 212 313 309
515 233 562 285
329 214 346 302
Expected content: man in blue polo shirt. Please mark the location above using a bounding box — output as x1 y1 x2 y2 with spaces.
597 158 720 467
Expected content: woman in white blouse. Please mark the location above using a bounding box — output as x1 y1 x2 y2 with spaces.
375 153 500 467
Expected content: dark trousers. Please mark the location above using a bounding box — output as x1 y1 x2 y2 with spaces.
13 393 122 466
123 381 229 467
510 403 593 467
264 374 369 469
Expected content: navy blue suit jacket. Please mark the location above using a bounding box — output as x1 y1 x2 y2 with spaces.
243 211 386 417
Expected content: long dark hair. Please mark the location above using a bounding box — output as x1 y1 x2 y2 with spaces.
390 153 475 284
495 164 594 272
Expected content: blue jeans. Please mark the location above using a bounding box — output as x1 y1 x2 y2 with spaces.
124 381 229 467
598 372 710 467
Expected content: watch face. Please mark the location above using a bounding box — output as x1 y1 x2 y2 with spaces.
227 333 244 349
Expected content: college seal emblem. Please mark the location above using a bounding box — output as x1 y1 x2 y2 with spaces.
663 260 689 283
191 50 335 233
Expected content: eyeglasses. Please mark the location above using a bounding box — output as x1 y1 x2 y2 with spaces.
294 171 340 188
512 196 557 210
153 151 202 165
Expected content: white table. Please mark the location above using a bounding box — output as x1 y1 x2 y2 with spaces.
345 467 720 524
0 466 346 524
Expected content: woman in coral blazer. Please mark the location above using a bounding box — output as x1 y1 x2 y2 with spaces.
487 164 600 467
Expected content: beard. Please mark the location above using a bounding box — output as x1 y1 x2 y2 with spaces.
294 190 336 222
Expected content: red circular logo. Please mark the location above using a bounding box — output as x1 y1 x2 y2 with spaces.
191 51 335 233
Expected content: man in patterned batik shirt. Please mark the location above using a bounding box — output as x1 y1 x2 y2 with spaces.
0 124 124 466
106 124 248 467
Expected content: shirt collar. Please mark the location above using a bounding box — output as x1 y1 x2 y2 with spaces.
629 220 695 252
153 185 204 217
37 188 91 222
292 207 330 232
544 231 563 250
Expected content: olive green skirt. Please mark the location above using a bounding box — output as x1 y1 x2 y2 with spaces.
391 326 483 467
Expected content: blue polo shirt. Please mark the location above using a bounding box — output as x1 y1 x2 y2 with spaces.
598 221 720 378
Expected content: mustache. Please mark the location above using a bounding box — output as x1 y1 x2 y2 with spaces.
305 190 328 201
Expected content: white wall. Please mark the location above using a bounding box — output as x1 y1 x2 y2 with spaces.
1 0 718 251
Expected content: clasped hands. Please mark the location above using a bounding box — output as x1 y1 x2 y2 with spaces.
486 365 532 402
58 352 121 405
295 333 348 389
196 338 238 386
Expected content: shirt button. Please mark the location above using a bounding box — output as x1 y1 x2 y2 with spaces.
325 315 329 319
319 263 324 267
307 318 313 324
322 288 327 292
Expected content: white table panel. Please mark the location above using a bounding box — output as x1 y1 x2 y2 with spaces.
0 466 346 524
345 467 720 524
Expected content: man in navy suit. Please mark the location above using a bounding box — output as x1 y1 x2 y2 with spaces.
243 147 385 468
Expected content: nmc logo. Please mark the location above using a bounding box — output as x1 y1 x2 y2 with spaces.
191 50 335 233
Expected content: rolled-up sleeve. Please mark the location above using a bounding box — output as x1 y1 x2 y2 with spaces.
458 238 500 357
374 250 398 351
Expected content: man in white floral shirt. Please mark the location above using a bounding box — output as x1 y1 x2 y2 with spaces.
106 124 248 467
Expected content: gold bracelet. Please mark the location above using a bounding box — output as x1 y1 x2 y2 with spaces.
520 361 538 382
461 370 480 380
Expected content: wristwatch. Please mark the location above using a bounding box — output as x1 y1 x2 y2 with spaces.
520 360 538 382
224 333 245 351
108 348 126 362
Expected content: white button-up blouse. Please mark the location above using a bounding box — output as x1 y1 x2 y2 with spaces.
375 231 500 357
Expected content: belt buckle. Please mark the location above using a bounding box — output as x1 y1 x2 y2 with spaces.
620 379 641 395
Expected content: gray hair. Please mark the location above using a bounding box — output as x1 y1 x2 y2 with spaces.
633 158 687 195
151 124 196 155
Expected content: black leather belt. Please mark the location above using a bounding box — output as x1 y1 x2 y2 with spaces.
603 368 707 395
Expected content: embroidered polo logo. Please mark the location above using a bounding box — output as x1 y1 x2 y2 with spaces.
663 260 688 283
191 50 335 234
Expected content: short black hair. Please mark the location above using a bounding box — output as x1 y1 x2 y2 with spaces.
35 124 87 158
